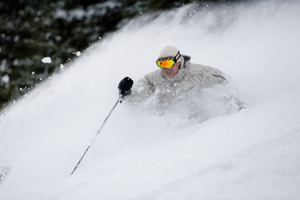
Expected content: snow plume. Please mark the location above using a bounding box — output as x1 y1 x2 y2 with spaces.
1 0 300 199
130 82 241 126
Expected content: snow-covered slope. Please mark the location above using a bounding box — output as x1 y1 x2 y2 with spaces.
1 1 300 199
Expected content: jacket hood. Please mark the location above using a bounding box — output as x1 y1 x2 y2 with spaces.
180 54 191 69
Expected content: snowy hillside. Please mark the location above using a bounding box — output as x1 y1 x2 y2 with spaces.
1 1 300 199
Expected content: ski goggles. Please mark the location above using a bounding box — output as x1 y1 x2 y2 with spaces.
156 51 181 69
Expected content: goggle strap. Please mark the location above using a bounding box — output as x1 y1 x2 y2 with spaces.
174 51 181 62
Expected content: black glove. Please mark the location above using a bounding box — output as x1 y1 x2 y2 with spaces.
118 77 133 98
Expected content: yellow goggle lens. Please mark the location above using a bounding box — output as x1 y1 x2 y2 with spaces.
156 60 175 69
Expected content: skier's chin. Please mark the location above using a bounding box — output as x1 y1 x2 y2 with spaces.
164 71 175 78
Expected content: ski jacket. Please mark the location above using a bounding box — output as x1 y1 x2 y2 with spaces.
127 55 226 107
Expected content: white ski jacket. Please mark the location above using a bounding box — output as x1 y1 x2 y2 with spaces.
127 55 227 108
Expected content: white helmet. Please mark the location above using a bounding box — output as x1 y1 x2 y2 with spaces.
158 45 182 63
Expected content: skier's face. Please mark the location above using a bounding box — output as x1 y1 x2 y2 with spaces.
162 62 180 78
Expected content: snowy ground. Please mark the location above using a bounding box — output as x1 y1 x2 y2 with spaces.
1 1 300 199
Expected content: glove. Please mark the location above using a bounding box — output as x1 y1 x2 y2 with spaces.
118 77 133 98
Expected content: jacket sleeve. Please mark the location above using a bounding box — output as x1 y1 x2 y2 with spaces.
210 67 226 84
126 75 154 104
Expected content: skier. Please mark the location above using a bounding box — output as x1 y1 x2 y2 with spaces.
118 45 241 117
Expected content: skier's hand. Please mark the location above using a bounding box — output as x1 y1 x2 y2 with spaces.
118 77 133 98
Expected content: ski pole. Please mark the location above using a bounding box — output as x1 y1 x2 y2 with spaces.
71 94 123 175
